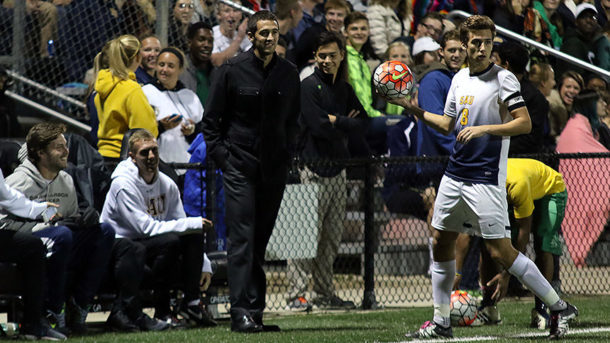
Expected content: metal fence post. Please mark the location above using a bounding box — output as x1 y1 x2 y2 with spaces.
11 0 25 74
362 160 378 309
155 0 169 47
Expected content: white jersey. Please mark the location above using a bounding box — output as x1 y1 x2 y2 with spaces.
444 63 525 185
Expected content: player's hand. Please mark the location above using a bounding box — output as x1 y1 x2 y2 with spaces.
328 114 337 124
200 272 212 291
456 125 487 144
202 218 213 229
487 271 510 303
46 202 59 208
160 117 182 130
347 109 360 118
181 119 195 136
452 274 462 291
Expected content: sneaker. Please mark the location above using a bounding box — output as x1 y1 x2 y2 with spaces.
312 295 356 310
178 303 218 327
549 302 578 340
22 318 68 341
474 305 502 325
287 296 312 311
405 320 453 339
66 298 89 334
106 310 139 332
156 314 186 329
531 307 550 330
135 313 170 332
46 308 70 336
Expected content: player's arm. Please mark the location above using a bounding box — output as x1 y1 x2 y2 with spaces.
456 106 531 144
453 233 472 290
388 96 455 135
514 215 533 253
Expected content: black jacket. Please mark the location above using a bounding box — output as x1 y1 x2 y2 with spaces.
299 67 368 176
202 48 300 182
509 79 552 154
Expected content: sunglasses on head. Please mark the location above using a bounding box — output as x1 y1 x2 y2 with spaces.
179 3 194 8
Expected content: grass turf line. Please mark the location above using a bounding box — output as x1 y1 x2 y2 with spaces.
66 295 610 343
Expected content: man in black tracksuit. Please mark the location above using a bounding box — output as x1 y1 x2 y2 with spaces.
287 31 369 310
202 10 300 333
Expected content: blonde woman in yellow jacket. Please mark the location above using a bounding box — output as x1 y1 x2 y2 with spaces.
95 35 158 170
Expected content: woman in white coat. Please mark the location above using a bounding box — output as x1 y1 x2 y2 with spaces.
142 47 203 171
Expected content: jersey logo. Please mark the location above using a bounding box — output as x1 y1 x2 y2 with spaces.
147 194 166 216
459 96 474 105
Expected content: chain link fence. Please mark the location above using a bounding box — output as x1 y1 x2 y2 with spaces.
0 0 171 124
195 153 610 311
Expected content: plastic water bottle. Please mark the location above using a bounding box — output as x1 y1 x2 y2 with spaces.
47 40 55 57
1 322 19 336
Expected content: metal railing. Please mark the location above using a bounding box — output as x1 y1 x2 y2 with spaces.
447 10 610 79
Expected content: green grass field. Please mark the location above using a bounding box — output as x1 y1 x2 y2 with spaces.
65 295 610 343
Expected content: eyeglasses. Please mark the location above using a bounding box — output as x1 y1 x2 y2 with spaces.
178 3 194 9
421 22 443 35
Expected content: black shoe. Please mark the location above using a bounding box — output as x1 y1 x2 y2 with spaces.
231 314 263 333
21 319 68 341
251 312 280 332
156 314 186 329
66 298 89 335
106 310 139 332
178 303 217 327
135 313 170 332
312 295 356 310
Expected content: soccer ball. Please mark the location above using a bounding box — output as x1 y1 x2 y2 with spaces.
373 60 414 98
450 290 477 326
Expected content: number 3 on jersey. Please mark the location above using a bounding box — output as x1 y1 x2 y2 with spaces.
460 108 469 126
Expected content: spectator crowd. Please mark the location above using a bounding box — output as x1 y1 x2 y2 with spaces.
0 0 609 339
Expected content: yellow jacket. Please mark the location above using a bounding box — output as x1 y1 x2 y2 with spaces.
95 69 158 158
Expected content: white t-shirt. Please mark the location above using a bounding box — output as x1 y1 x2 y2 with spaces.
212 25 252 56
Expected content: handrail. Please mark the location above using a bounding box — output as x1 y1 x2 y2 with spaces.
6 70 87 109
447 10 610 79
5 90 91 132
217 0 256 15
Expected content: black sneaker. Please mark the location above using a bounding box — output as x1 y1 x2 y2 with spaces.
106 310 139 332
22 318 68 341
156 314 186 329
178 303 217 327
549 302 579 339
312 295 356 310
66 298 89 335
135 313 170 331
405 320 453 339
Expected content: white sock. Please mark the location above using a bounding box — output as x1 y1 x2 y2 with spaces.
508 253 562 309
431 260 454 328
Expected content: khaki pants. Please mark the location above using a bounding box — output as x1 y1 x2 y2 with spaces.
287 167 347 301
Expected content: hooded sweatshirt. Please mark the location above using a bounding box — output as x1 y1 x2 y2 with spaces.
142 80 204 164
100 159 203 239
101 159 212 272
0 169 47 221
0 159 78 232
94 69 158 158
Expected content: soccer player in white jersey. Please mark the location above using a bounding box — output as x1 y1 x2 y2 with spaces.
389 15 578 340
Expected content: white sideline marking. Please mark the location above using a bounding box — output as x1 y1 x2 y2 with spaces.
393 327 610 343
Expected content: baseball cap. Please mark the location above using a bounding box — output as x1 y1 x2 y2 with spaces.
575 3 597 19
412 37 441 56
